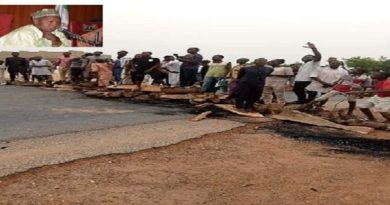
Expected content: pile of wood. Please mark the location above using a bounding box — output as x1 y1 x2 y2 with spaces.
82 84 229 104
17 82 390 132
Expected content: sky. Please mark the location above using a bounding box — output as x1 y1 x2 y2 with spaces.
3 0 390 64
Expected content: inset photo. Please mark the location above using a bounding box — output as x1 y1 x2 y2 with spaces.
0 5 103 47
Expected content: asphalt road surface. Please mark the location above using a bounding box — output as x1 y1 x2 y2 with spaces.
0 86 191 141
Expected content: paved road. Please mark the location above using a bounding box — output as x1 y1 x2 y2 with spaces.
0 86 191 141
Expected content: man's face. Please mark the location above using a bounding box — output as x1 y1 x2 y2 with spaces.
237 58 249 65
212 55 223 62
34 16 61 33
255 58 267 67
302 55 314 63
141 52 151 59
164 56 174 62
117 52 127 59
329 60 340 69
371 72 387 81
187 48 198 54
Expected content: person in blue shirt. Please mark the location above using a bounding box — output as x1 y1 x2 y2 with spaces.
113 50 128 84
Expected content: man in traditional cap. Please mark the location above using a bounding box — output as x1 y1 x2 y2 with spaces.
0 8 71 47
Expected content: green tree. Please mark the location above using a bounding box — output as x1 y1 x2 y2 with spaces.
345 56 390 73
379 59 390 73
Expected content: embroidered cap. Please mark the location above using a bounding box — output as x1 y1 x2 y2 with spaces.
31 9 60 20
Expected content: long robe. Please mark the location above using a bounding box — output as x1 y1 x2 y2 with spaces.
91 62 113 87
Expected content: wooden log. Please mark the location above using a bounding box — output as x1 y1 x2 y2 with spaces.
217 95 229 100
160 94 192 100
192 98 208 103
191 111 213 121
21 82 41 87
108 84 162 92
107 84 139 91
133 94 152 101
141 84 162 92
84 90 104 97
79 82 96 88
214 104 264 118
189 93 209 98
195 102 214 109
103 91 123 98
271 110 373 134
122 91 137 98
267 103 284 115
56 88 76 92
71 86 84 91
162 86 201 94
345 121 390 130
53 84 75 89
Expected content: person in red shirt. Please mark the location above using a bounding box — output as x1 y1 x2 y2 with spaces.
358 71 390 122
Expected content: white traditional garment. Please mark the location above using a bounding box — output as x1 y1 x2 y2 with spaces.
30 59 53 76
306 66 349 93
162 60 182 86
294 61 321 82
0 25 71 47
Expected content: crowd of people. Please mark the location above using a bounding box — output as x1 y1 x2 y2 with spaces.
1 42 390 122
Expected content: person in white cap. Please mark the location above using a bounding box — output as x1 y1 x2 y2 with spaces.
0 8 71 47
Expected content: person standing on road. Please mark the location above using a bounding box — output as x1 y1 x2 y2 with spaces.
5 52 29 83
30 56 54 85
82 51 106 81
55 52 72 83
112 50 130 85
0 60 6 85
91 59 114 89
129 52 161 87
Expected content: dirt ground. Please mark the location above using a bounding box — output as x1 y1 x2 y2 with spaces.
0 122 389 205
